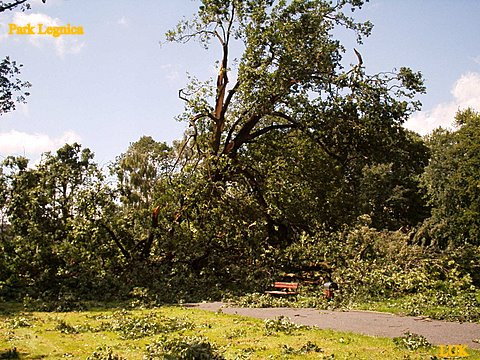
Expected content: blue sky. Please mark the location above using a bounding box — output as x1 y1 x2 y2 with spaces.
1 0 480 165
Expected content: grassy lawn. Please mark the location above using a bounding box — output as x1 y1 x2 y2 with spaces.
2 303 477 359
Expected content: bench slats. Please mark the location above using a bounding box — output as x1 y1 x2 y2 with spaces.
273 282 298 289
265 290 295 295
265 282 299 295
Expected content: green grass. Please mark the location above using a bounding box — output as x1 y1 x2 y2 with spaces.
349 291 480 322
0 303 478 359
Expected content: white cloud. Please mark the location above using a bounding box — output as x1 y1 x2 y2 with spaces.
0 130 81 159
405 72 480 135
117 16 128 26
160 63 181 82
7 12 85 57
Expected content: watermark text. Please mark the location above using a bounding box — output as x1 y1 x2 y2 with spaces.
8 23 84 37
438 344 469 358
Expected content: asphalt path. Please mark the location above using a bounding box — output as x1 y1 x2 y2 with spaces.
187 302 480 350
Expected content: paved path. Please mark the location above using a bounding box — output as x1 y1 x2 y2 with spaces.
187 302 480 350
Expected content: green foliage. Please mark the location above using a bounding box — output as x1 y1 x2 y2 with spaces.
86 346 126 360
6 316 31 329
112 136 172 209
281 341 323 355
0 143 116 301
419 109 480 247
226 292 329 309
0 56 30 116
357 131 430 229
227 223 480 321
224 328 247 340
22 294 87 312
145 335 225 360
148 0 432 309
231 348 256 360
96 310 195 340
393 332 431 351
0 0 475 324
227 293 293 308
129 286 156 308
263 316 306 335
54 319 80 334
399 290 480 322
165 0 428 254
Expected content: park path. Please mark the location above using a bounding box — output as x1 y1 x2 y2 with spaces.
187 302 480 350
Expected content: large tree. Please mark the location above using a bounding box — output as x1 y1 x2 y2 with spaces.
166 0 426 239
0 144 110 298
419 109 480 248
103 136 174 262
168 0 424 160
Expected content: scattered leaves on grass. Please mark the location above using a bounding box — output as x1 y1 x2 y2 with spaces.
86 346 126 360
264 316 307 335
98 310 195 339
281 341 323 355
145 335 225 359
7 316 31 329
54 319 81 334
393 331 431 351
224 328 247 339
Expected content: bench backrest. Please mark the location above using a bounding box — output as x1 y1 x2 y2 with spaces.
274 282 299 289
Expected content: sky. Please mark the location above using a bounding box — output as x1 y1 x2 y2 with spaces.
1 0 480 165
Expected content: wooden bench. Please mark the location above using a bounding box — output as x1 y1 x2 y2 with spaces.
265 282 299 296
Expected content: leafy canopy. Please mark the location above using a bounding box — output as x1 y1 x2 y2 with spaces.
167 0 425 164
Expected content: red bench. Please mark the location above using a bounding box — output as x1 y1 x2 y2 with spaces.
265 282 299 295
